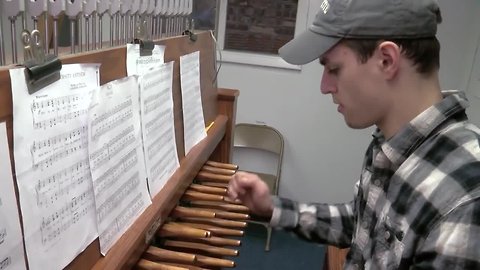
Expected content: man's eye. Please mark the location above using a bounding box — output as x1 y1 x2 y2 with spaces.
327 67 339 75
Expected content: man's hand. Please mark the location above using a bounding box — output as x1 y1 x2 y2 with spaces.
227 171 274 218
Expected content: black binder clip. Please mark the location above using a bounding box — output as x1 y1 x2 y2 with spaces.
182 29 197 42
22 29 62 94
181 15 196 42
133 17 154 56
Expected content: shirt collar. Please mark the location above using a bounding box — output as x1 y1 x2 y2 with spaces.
373 90 469 168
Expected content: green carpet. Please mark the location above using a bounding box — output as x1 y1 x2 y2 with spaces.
230 224 326 269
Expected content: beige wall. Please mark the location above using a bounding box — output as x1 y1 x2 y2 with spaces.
217 0 480 203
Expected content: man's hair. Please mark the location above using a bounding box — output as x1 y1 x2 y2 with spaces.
342 37 440 75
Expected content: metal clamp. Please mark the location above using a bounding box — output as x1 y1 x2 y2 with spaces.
22 29 62 94
133 16 154 56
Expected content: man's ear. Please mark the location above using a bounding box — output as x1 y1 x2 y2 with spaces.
376 41 401 80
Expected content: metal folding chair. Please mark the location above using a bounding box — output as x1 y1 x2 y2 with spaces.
233 123 284 251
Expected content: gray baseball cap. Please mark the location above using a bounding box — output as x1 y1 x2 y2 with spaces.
279 0 442 65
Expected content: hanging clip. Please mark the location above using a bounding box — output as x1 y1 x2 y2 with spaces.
181 0 196 42
182 29 197 42
133 16 154 56
22 29 62 94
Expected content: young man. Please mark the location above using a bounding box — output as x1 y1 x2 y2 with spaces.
227 0 480 269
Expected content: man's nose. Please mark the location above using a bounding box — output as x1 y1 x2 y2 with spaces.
320 71 335 94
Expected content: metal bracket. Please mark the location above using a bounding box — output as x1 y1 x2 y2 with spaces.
145 216 162 244
22 29 62 94
133 16 154 56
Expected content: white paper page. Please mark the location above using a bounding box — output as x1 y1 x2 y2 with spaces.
88 76 152 255
0 122 27 270
10 64 100 270
139 62 180 197
180 51 207 154
126 44 166 76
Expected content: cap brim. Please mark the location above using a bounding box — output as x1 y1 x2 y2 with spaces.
278 29 341 65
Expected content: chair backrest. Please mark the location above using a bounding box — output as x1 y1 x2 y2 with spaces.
233 123 284 194
234 123 284 154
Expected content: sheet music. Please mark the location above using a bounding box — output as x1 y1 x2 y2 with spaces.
88 76 152 255
139 62 180 197
0 122 27 270
9 64 100 270
180 51 207 154
126 44 166 76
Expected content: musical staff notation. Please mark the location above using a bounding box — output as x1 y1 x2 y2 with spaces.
147 128 171 160
180 51 199 67
31 94 81 115
183 104 200 119
180 51 206 154
33 109 89 130
9 64 101 270
34 138 88 172
0 256 11 269
0 228 6 245
31 126 88 165
89 125 135 170
35 159 90 208
40 190 95 247
182 84 201 111
97 172 140 222
143 73 170 91
143 90 169 115
150 149 176 183
91 100 133 141
144 109 171 140
99 193 146 252
30 91 92 131
93 149 138 196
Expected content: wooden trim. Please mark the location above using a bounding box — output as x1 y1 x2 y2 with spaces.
209 88 239 163
324 246 349 270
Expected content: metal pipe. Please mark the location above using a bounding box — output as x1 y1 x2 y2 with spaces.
115 14 120 45
44 13 49 53
33 18 38 30
10 17 18 64
48 0 65 56
79 17 83 52
97 0 110 49
53 18 59 55
70 19 75 53
109 16 114 46
0 14 5 65
120 15 125 44
27 0 48 53
21 11 27 31
92 14 97 50
86 16 90 51
99 15 104 48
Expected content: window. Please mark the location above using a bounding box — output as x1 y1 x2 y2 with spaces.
192 0 217 31
192 0 308 70
223 0 297 55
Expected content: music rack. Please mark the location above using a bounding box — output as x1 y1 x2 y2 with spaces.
0 31 239 270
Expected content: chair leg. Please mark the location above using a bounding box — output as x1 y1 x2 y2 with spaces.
265 226 272 251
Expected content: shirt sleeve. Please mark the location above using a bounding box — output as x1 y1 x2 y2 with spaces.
269 196 355 248
411 198 480 269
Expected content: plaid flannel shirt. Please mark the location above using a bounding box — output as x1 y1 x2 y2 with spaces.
270 90 480 269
